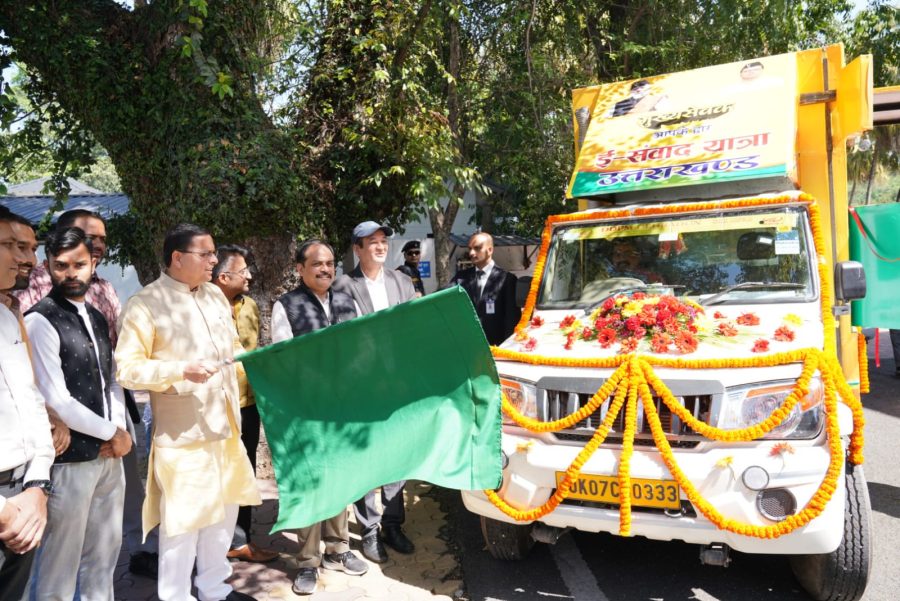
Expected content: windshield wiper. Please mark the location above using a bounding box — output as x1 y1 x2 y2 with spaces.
700 282 806 306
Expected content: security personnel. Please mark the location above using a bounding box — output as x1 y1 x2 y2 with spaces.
396 240 425 297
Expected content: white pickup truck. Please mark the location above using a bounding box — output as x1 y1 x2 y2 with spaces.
462 45 878 601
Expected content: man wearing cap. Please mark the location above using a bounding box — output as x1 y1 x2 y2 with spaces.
333 221 416 564
396 241 425 297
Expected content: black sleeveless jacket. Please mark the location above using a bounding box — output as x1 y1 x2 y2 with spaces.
26 289 113 464
277 284 358 337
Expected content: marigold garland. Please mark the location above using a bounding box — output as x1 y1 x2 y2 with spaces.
486 373 630 521
486 192 867 538
858 332 870 394
618 363 639 536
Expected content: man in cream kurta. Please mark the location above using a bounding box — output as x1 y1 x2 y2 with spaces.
116 223 261 601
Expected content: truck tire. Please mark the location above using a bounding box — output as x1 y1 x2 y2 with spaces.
789 463 872 601
480 516 535 560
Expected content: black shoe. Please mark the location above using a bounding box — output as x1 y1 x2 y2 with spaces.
361 533 388 563
222 592 257 601
380 526 415 554
128 551 158 579
292 567 319 595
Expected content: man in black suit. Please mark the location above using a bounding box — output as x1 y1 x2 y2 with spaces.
333 221 417 564
452 233 521 346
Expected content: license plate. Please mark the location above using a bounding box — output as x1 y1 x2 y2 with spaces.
555 472 681 510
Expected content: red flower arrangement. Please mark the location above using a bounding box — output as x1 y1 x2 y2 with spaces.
773 325 796 342
737 312 760 326
751 338 770 353
566 294 705 355
521 336 538 352
530 315 545 328
717 322 738 337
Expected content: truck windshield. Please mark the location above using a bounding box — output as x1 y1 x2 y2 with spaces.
537 206 816 309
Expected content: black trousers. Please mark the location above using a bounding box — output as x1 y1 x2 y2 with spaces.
0 476 35 601
232 404 261 548
353 481 406 538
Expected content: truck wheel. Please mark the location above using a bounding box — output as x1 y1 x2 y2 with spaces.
789 463 872 601
480 516 535 560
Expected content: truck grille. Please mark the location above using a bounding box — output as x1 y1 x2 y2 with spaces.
542 388 711 448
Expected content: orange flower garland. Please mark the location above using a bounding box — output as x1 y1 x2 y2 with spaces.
858 331 870 394
618 363 639 536
486 192 867 538
486 372 630 521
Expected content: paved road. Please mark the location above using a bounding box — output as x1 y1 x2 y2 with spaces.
446 358 900 601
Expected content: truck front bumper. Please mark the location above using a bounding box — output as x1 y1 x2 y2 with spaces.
461 433 846 555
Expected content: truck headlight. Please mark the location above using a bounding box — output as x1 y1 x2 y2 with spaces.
500 378 538 425
718 377 824 439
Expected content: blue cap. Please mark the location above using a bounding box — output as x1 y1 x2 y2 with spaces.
352 221 394 244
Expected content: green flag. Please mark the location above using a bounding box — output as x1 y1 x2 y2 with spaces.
238 287 502 532
850 203 900 329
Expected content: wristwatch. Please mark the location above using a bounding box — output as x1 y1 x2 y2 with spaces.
23 480 53 496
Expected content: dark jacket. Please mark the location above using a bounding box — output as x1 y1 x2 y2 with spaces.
26 290 113 464
396 263 425 296
333 266 416 316
277 283 358 337
451 265 521 345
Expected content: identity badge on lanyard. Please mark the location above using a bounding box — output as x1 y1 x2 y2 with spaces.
485 296 496 314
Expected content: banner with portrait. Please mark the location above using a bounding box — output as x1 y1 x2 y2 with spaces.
568 52 798 198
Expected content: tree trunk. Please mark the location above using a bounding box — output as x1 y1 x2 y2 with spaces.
429 189 463 288
863 146 880 205
0 1 303 305
427 6 466 289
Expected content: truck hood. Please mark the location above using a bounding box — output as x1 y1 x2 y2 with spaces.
497 302 823 362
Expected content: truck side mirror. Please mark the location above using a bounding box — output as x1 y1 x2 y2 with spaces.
515 276 533 309
834 261 866 302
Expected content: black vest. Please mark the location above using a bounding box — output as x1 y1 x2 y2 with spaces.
27 290 113 464
278 284 357 337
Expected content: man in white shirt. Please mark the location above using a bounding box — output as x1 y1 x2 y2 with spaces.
333 221 417 563
0 209 55 601
24 227 131 600
450 232 521 346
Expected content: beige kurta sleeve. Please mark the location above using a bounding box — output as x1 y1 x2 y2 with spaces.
115 297 187 391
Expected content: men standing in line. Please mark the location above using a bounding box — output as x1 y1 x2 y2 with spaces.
14 208 159 578
4 212 72 459
396 240 425 297
451 232 521 346
24 227 131 600
116 223 260 601
334 221 417 564
0 209 55 601
271 239 369 595
212 245 278 564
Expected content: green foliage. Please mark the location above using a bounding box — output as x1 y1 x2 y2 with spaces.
0 0 888 288
0 1 308 282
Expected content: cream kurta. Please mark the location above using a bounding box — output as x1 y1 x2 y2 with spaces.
116 273 260 537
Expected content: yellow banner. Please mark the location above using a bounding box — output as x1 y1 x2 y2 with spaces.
569 53 799 198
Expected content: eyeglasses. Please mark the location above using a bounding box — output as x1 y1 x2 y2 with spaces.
224 268 251 278
405 250 420 256
180 250 217 260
